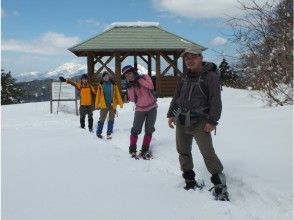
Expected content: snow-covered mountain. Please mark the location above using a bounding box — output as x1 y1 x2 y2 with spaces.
15 62 87 82
46 62 87 79
15 71 46 82
15 62 155 82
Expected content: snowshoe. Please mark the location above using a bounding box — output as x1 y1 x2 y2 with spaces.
130 152 139 160
139 150 152 160
209 186 230 201
184 179 205 190
209 173 229 201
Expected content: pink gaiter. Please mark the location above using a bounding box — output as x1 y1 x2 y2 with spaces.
130 134 138 147
143 134 152 147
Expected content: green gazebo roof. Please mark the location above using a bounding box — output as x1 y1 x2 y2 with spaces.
69 22 206 55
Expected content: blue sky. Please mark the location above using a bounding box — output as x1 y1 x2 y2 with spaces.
1 0 252 76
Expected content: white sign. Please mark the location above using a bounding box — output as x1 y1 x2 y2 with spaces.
52 82 76 100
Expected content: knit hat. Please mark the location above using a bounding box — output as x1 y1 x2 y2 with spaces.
81 74 88 80
121 65 136 79
181 45 203 57
102 71 109 77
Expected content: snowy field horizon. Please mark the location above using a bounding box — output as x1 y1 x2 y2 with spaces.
2 87 293 220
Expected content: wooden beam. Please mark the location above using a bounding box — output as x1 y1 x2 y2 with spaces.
160 52 183 76
172 53 180 76
139 55 148 64
115 53 122 84
156 53 161 97
94 55 103 64
95 55 115 76
146 52 156 60
87 54 95 81
148 55 152 77
162 65 172 75
134 55 137 69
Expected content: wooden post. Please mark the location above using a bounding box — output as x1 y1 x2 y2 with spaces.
87 53 95 81
134 55 137 69
115 53 122 87
148 55 152 77
174 53 179 76
156 53 161 97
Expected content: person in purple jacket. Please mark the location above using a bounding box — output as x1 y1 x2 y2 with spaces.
121 65 158 160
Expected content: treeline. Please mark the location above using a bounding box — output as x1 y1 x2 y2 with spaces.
1 69 80 105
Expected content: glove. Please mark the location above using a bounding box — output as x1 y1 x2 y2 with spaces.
126 81 138 88
59 76 66 82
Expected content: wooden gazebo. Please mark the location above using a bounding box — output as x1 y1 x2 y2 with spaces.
69 22 206 97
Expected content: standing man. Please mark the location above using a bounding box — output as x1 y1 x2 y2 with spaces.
167 46 229 201
59 74 96 132
95 71 123 139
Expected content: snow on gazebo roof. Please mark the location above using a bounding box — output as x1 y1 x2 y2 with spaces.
105 21 160 31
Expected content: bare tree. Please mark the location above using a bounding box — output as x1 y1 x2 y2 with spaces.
228 0 293 105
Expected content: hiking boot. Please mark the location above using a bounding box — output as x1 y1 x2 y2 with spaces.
182 170 197 190
184 179 197 190
140 150 152 160
97 134 103 139
139 145 151 159
129 145 137 154
210 173 229 201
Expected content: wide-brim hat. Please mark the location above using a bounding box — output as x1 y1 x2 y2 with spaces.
121 65 136 79
181 46 203 57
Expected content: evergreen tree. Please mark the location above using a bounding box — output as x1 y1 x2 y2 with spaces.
1 69 24 105
219 58 238 88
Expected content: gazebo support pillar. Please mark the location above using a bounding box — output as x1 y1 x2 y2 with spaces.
115 53 122 86
87 53 95 81
156 53 161 97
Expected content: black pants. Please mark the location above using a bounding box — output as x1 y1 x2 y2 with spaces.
79 105 93 129
131 107 157 135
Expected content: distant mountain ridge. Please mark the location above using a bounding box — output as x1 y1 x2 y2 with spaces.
14 62 155 82
14 62 87 82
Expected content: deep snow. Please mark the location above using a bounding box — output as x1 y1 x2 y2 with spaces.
1 87 293 220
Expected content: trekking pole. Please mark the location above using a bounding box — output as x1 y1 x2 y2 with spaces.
57 80 62 114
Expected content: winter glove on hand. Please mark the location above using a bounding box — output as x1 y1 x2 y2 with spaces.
126 81 139 88
59 76 66 82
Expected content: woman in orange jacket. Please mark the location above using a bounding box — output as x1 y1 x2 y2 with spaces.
59 74 96 132
95 71 123 139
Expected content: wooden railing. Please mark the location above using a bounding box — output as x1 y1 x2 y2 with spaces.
158 76 179 97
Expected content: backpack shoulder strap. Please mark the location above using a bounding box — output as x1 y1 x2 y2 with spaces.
199 72 209 99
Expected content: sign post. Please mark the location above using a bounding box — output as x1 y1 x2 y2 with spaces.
50 80 78 115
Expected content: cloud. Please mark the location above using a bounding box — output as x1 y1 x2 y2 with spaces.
1 8 5 18
153 0 270 19
2 32 80 55
210 36 228 46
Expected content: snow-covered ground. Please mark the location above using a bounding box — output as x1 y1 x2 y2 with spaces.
2 87 293 220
